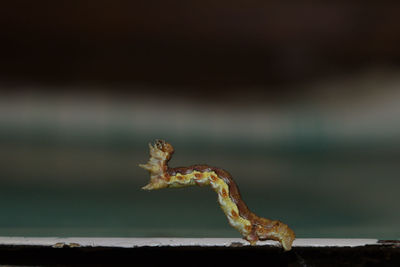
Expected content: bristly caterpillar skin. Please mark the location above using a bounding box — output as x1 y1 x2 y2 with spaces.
139 139 295 251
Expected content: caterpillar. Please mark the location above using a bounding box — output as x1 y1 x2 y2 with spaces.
139 139 295 251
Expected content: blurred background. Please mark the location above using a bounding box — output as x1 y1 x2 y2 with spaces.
0 1 399 239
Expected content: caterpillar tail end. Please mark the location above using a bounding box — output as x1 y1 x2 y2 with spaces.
280 233 295 251
252 220 295 251
278 224 296 251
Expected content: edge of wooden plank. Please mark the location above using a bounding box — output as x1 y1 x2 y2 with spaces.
0 237 381 248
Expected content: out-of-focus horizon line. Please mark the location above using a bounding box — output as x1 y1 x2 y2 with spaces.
1 70 400 142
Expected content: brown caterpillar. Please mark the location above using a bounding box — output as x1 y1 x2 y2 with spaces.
139 139 295 251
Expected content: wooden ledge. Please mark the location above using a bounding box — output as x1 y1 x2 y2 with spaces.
0 237 398 266
0 237 382 248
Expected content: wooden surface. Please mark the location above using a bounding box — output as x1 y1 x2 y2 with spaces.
0 237 398 266
0 237 380 248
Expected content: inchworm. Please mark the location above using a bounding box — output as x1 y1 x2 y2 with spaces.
139 139 295 251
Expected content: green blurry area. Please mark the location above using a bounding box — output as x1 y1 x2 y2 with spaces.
0 108 399 239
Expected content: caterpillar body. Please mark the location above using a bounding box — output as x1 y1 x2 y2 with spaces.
139 140 295 251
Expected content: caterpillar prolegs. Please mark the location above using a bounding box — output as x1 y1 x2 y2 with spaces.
139 140 295 251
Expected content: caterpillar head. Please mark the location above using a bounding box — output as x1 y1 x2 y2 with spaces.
140 139 174 190
153 139 174 159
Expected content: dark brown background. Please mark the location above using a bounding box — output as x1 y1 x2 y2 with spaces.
1 1 400 94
